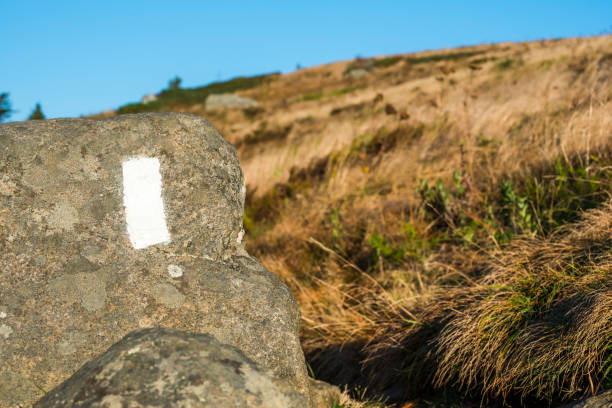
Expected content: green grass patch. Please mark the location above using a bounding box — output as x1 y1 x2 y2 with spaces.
495 59 515 72
300 86 363 102
418 155 612 247
299 92 325 102
242 106 265 119
367 223 438 269
244 157 331 233
344 50 483 75
480 272 570 339
117 72 279 114
236 124 292 148
538 59 555 71
470 56 498 65
329 86 360 97
520 157 612 233
406 50 484 65
346 125 425 162
373 56 402 68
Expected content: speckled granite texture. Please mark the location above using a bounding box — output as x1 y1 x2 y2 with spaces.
0 113 315 407
35 327 307 408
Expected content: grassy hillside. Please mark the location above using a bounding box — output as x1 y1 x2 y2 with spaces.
100 35 612 406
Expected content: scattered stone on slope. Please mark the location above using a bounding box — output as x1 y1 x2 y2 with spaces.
346 68 370 79
35 327 307 408
141 93 158 104
0 113 316 407
205 93 258 110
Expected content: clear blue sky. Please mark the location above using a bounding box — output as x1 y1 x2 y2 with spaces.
2 1 611 122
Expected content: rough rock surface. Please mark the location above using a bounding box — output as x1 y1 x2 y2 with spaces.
560 390 612 408
308 379 341 408
205 93 258 110
35 327 307 408
0 113 312 407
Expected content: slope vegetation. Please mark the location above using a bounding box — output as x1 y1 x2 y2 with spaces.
100 35 612 406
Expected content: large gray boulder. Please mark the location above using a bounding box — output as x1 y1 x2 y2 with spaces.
0 113 315 407
205 93 258 111
35 327 307 408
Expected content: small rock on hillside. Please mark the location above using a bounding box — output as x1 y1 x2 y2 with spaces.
205 93 258 110
141 93 158 104
346 68 369 79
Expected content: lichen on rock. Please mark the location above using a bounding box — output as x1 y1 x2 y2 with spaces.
0 113 334 407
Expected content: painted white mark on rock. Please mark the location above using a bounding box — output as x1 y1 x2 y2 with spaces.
127 345 141 355
0 312 6 319
0 324 12 339
122 157 171 249
167 264 183 278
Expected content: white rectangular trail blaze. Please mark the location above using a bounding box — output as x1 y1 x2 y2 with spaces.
122 157 171 249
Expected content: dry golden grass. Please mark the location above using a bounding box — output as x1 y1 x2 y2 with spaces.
104 35 612 406
239 35 612 406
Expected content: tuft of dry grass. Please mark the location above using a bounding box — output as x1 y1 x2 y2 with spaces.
364 202 612 404
432 204 612 401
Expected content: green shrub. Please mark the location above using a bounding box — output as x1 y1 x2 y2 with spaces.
347 125 424 163
168 76 182 91
495 59 515 71
373 56 402 68
520 157 612 234
499 180 535 234
300 92 324 102
538 59 555 71
368 234 405 265
0 93 11 122
243 106 264 119
329 86 360 97
406 50 484 65
416 155 612 248
417 171 466 231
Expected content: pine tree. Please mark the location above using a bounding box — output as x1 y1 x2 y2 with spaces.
168 76 182 91
0 93 11 123
28 103 45 120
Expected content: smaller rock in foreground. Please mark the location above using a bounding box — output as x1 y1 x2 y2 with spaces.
35 327 307 408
